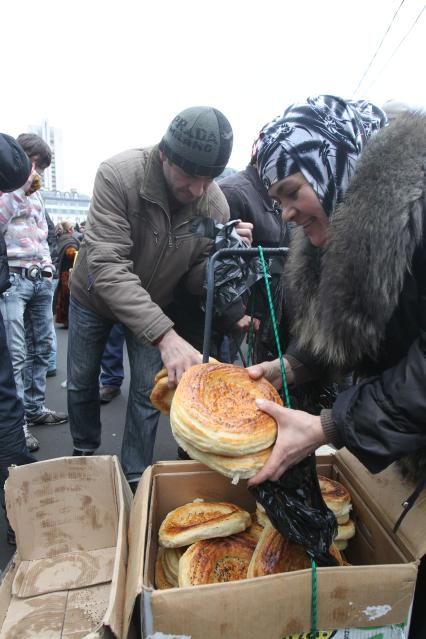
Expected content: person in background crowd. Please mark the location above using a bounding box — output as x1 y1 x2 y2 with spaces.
68 106 252 490
73 219 86 242
218 136 289 362
0 133 68 453
0 133 36 544
54 221 80 328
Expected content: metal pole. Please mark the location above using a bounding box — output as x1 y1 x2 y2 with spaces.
202 247 289 362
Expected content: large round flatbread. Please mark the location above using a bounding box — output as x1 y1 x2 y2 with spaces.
247 525 344 578
247 525 311 578
170 363 282 456
173 430 273 480
179 532 256 587
159 501 251 548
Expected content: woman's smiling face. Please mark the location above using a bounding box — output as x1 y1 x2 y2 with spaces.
268 171 330 247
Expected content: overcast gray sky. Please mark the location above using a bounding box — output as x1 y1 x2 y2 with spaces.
2 0 425 194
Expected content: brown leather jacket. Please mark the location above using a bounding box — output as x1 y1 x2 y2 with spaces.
70 145 229 344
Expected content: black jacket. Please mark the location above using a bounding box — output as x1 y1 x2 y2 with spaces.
285 113 426 477
219 164 287 247
219 165 289 352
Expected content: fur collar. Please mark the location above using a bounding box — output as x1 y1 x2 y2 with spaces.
285 113 426 369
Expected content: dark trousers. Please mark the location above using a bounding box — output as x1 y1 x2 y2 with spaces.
0 307 34 511
100 323 125 388
409 556 426 638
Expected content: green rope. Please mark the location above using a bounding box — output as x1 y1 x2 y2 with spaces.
257 246 291 408
310 559 317 638
258 246 317 639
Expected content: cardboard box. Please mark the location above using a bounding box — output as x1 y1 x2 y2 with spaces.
0 455 133 639
125 452 425 639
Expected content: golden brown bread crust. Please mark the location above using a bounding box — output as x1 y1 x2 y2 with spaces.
170 363 281 456
151 359 219 415
179 532 256 587
150 376 175 415
173 430 273 480
159 501 251 548
246 514 264 542
247 525 311 578
255 504 270 528
247 526 345 578
329 543 344 566
318 475 352 517
155 548 174 589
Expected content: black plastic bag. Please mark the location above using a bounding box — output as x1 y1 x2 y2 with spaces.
249 455 338 566
191 217 272 315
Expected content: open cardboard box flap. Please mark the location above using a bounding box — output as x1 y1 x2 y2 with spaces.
336 448 426 561
1 455 133 639
124 455 421 638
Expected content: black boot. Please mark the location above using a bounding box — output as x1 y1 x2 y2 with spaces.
72 449 95 456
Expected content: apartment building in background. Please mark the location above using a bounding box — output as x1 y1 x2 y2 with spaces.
40 189 90 226
28 119 65 192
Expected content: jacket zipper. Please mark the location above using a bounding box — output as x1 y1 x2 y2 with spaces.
140 196 171 289
142 209 192 289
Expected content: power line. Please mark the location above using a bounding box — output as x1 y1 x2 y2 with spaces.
351 0 406 97
365 3 425 92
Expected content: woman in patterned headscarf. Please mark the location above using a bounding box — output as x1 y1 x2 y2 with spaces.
247 95 426 528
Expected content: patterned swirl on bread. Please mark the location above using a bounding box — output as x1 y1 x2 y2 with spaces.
247 524 344 578
170 363 282 457
179 532 257 587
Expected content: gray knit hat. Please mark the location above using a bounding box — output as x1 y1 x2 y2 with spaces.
159 106 233 178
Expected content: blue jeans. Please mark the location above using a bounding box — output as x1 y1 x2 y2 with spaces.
100 323 125 387
48 278 59 373
67 297 162 482
0 307 35 510
0 273 54 419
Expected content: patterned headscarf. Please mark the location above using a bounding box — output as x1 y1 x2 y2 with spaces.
257 95 387 216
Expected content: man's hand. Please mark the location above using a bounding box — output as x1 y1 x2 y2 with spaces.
157 329 202 387
235 220 253 246
247 401 326 485
247 358 294 389
233 315 260 334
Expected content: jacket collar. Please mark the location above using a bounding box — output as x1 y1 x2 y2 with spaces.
285 113 426 369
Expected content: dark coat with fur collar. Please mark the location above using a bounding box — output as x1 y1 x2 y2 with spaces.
285 113 426 478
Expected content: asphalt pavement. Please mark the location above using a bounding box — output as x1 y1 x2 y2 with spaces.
0 324 177 570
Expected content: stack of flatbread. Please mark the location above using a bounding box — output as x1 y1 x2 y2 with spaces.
164 362 282 481
319 475 356 551
155 499 344 589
